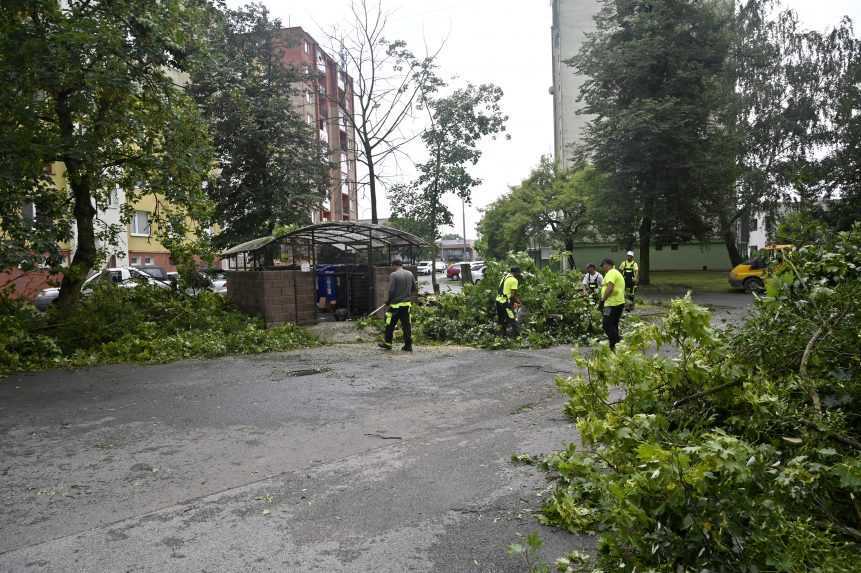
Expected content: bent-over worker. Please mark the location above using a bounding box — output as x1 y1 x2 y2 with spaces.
495 266 523 336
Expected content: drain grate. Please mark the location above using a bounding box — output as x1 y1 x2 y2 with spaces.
284 367 332 377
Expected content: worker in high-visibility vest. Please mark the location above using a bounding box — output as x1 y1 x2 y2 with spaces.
495 266 523 336
378 257 417 352
619 250 639 310
599 258 626 350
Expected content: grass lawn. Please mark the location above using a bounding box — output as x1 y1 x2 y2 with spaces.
642 270 734 293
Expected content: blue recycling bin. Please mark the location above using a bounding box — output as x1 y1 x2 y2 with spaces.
316 264 337 304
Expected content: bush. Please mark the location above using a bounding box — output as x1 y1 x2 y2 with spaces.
413 254 601 349
0 285 317 374
541 224 861 571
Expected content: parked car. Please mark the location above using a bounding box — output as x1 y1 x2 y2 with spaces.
417 261 449 276
447 261 484 281
166 270 228 295
34 267 170 311
471 263 486 283
136 265 169 282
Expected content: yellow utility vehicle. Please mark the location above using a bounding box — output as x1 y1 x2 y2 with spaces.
728 244 794 292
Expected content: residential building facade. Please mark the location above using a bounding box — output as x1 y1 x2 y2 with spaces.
550 0 600 169
279 27 359 223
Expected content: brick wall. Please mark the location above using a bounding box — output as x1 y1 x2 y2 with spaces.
227 270 317 327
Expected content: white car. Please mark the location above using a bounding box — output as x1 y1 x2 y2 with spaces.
34 267 170 311
416 261 448 275
471 263 486 282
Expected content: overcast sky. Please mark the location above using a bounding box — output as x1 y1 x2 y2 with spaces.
241 0 860 239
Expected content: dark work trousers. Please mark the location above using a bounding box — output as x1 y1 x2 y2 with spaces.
496 301 519 336
385 305 412 348
602 303 624 350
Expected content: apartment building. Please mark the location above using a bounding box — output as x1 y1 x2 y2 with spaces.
279 27 359 223
550 0 600 170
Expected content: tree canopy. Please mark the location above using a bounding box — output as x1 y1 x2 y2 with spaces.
476 158 602 268
0 0 214 304
189 2 330 248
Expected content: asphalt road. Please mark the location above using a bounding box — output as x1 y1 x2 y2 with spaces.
0 344 591 573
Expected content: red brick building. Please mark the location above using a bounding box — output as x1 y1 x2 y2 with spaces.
278 27 358 223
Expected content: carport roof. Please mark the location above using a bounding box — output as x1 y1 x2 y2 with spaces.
221 222 430 256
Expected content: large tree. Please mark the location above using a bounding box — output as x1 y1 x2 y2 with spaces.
718 1 859 264
476 159 601 268
326 0 440 224
389 83 508 292
572 0 733 284
190 3 330 247
0 0 213 306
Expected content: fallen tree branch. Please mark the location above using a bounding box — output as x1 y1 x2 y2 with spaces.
800 325 824 416
672 380 743 409
800 419 861 451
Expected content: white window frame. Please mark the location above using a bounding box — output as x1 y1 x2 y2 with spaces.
304 40 309 54
144 256 152 265
131 211 151 236
130 256 140 266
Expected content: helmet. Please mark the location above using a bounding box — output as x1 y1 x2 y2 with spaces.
626 250 634 257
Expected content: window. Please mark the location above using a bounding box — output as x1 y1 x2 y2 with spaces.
306 114 312 125
108 187 120 207
655 244 663 251
304 40 309 54
750 218 758 231
144 256 152 265
305 91 312 105
671 244 679 251
131 256 140 266
131 211 151 236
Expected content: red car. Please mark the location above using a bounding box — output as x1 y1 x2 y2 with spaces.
446 263 461 280
447 261 484 280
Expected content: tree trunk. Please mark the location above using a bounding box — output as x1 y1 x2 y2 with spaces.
564 237 576 270
638 206 653 286
365 142 378 224
55 94 98 310
719 212 744 266
56 170 98 309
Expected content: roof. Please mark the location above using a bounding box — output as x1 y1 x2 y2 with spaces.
221 222 430 257
221 236 277 257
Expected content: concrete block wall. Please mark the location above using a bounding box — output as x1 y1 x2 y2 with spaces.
227 270 317 327
372 266 418 316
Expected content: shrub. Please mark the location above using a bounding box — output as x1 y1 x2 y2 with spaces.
541 224 861 571
0 285 317 374
414 254 601 349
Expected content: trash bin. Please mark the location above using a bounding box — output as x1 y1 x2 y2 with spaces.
317 264 338 306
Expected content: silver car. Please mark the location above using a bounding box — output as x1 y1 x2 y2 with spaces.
34 267 170 311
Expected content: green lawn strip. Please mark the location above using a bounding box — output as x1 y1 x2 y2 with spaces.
641 270 735 294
